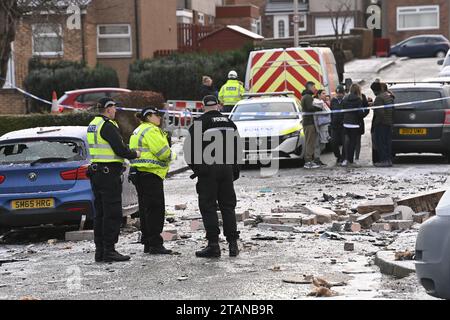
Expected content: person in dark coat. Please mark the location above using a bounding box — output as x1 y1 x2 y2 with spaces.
333 44 346 84
341 84 366 167
199 76 218 99
330 85 346 164
355 94 370 161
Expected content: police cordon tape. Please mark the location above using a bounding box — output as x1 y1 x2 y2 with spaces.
2 77 450 117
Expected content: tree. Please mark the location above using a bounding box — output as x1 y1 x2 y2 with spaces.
325 0 353 50
0 0 89 88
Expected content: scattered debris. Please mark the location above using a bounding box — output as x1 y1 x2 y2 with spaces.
190 220 205 231
20 296 41 301
394 206 415 221
320 231 345 241
323 193 335 202
244 219 257 226
47 239 58 245
175 204 187 211
346 192 366 200
0 259 28 266
162 228 178 241
251 235 279 241
330 223 343 232
270 266 282 272
371 223 392 232
258 223 295 232
344 242 355 252
344 222 361 233
397 190 445 214
307 287 337 297
236 211 250 222
395 250 415 261
301 216 317 226
413 212 431 224
262 213 303 225
177 276 189 281
65 230 94 242
305 206 336 224
259 188 273 193
356 211 381 229
389 220 414 231
282 274 314 284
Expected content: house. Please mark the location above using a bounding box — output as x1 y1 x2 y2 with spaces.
198 25 264 53
380 0 449 45
177 0 224 26
1 0 177 114
215 5 262 35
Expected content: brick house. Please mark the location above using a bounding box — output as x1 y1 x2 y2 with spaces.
1 0 177 114
380 0 449 45
177 0 223 26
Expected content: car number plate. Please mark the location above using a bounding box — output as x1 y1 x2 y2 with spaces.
11 198 55 210
399 128 427 135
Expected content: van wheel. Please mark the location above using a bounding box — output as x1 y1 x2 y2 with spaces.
444 152 450 164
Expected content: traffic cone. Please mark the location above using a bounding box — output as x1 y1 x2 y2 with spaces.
51 91 62 113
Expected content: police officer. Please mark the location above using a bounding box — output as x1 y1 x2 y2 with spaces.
129 107 175 255
184 95 242 258
219 70 246 113
87 98 140 263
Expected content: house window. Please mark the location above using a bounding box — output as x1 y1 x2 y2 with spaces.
278 20 285 38
97 24 132 57
397 6 439 31
298 14 307 32
32 24 63 57
198 13 205 25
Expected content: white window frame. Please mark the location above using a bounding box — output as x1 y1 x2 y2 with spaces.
198 13 205 26
274 15 289 39
97 24 132 57
32 24 63 57
298 14 307 32
397 5 440 31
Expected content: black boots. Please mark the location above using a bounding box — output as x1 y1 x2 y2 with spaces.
229 241 239 257
95 247 104 262
103 247 131 263
195 242 221 258
148 245 173 255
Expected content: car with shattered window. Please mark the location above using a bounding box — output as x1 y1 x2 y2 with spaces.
229 93 305 165
0 126 138 231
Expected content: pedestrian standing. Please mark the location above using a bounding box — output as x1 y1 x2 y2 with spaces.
129 107 175 255
87 98 141 263
184 95 242 258
200 76 218 99
342 84 365 167
354 94 370 161
313 89 331 166
301 82 322 169
330 85 346 165
372 83 395 167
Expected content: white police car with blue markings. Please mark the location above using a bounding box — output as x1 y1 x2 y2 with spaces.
229 93 305 164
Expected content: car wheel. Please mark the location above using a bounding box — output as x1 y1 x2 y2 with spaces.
436 51 447 59
0 226 11 236
390 53 398 58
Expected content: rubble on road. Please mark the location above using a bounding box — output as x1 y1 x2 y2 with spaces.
356 211 381 229
175 204 188 211
357 198 395 215
397 190 445 214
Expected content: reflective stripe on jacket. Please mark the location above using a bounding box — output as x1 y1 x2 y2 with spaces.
87 117 124 163
129 122 172 179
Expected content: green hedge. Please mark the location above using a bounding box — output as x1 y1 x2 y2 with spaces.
24 58 120 113
128 46 253 100
0 113 95 137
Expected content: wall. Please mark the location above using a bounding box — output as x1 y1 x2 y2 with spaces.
384 0 449 44
309 0 361 12
191 0 217 16
0 89 26 115
199 29 257 53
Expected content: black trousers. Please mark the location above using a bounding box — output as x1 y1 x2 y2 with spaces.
136 172 165 247
331 126 345 161
344 128 360 163
374 125 393 163
90 165 123 250
196 165 239 243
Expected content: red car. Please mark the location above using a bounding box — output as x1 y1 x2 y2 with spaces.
57 88 131 110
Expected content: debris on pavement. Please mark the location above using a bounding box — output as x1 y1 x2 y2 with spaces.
357 198 395 215
175 204 187 211
395 250 415 261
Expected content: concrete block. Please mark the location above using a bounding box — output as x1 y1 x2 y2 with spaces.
262 213 303 225
357 198 395 215
344 222 362 232
244 218 256 226
395 205 415 220
236 211 250 222
65 230 94 242
380 211 403 221
257 223 295 232
389 220 414 231
331 223 343 232
413 212 430 224
397 190 445 214
334 209 347 216
175 204 187 211
302 216 317 226
356 211 381 229
349 214 360 222
344 243 355 251
371 223 392 232
337 215 350 222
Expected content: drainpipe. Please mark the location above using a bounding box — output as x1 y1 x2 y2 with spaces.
134 0 140 60
81 10 85 62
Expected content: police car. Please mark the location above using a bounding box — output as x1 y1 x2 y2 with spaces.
229 93 305 164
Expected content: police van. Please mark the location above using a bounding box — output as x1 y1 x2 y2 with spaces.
245 45 340 99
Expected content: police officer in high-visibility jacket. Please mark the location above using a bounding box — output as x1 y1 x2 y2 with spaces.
219 70 246 113
87 98 141 263
129 107 175 255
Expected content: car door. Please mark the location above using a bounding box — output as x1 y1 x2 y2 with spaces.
400 37 427 57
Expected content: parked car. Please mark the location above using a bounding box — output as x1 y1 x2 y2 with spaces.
389 82 450 161
390 35 450 58
416 189 450 299
437 48 450 69
0 126 138 229
57 88 131 110
230 94 305 165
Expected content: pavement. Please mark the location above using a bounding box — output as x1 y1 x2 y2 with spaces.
345 56 398 85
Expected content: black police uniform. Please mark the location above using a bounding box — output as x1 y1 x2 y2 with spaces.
89 115 138 262
185 99 241 258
